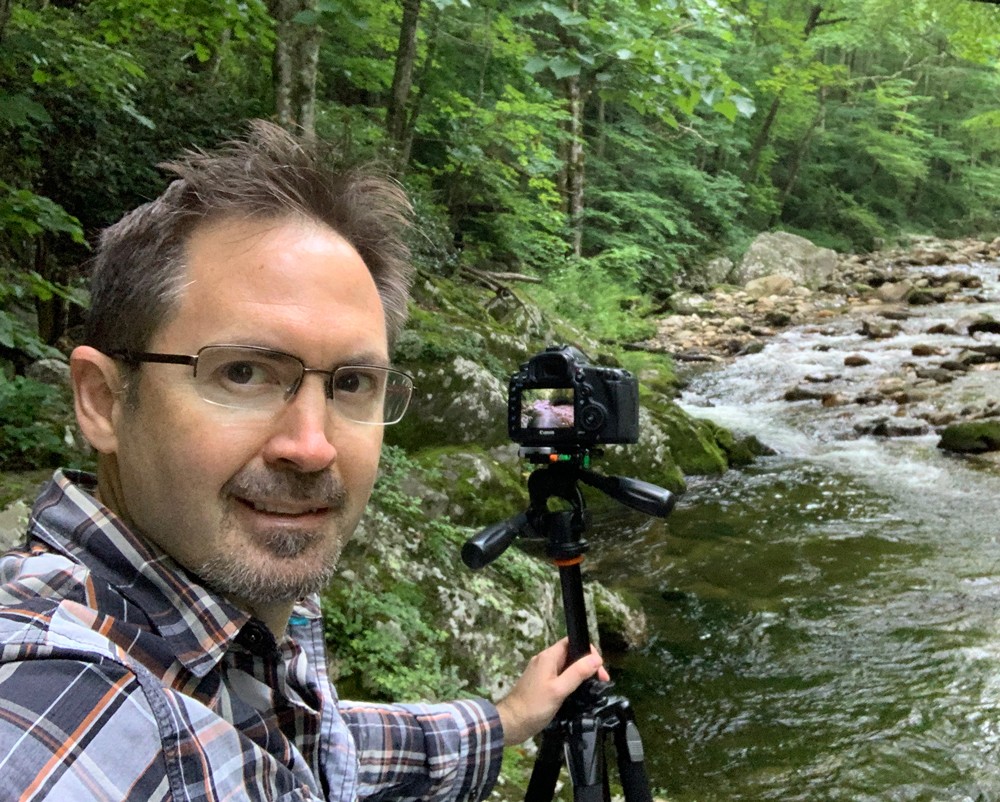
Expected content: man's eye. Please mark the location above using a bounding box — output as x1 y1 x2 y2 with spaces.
334 369 379 395
219 361 279 387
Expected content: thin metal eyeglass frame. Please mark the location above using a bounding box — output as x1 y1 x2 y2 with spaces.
108 345 415 425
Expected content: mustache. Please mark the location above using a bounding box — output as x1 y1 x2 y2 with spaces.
222 468 348 509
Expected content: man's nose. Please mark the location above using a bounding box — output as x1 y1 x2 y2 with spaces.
261 374 337 471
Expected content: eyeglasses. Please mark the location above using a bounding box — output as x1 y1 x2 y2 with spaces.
109 345 414 425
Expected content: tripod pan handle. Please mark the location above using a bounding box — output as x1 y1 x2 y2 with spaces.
462 512 530 569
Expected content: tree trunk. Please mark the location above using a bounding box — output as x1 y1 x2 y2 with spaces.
268 0 321 141
562 0 585 259
770 109 823 226
566 73 585 259
386 0 421 170
744 4 826 183
395 4 443 173
0 0 13 46
744 96 781 182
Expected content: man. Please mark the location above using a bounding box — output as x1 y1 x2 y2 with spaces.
0 121 607 800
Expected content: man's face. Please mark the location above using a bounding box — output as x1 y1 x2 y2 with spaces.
109 217 388 616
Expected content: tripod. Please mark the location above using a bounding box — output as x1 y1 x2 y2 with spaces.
462 450 676 802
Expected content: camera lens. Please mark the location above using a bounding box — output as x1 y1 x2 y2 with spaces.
580 403 606 432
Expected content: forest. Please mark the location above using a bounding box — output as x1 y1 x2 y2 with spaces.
2 0 1000 468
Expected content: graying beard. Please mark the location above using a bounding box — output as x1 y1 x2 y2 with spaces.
195 534 344 606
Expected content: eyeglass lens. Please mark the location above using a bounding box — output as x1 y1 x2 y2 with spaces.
192 346 412 424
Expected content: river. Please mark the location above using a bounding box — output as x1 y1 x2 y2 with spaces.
587 261 1000 801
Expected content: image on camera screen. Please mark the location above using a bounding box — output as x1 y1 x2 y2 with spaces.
521 388 575 429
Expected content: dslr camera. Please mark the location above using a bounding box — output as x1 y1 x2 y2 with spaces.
507 345 640 448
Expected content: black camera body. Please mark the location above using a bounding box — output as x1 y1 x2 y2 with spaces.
508 345 640 448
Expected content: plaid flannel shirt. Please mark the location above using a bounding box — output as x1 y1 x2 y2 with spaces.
0 470 503 801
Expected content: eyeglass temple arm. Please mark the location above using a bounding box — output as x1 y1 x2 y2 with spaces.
109 351 198 367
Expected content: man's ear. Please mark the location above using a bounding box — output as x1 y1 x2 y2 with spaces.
70 346 125 454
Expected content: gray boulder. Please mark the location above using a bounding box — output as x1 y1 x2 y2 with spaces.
733 232 838 290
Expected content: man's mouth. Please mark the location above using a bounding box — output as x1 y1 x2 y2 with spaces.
237 498 331 517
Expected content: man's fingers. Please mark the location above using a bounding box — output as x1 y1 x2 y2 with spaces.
558 647 607 692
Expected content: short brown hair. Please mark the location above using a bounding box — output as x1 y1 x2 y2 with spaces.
84 120 413 354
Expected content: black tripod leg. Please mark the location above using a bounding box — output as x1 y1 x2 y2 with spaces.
525 724 566 802
564 716 607 802
612 712 653 802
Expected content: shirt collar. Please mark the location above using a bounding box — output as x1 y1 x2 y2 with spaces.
28 468 252 677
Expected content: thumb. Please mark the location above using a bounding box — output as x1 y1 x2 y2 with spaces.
557 647 608 694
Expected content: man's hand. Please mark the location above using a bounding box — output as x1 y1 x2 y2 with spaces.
495 638 611 746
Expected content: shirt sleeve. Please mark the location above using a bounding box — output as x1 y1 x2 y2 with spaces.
0 657 171 801
340 697 504 802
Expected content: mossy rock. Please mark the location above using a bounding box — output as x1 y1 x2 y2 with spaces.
411 444 529 528
937 420 1000 453
590 582 648 653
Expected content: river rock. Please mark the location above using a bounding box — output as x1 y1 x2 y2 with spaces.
908 288 948 305
844 354 871 367
592 583 648 652
855 417 931 438
784 385 828 402
876 377 908 396
938 420 1000 453
914 368 956 384
670 292 715 315
968 318 1000 336
682 256 734 291
25 358 70 387
860 319 902 339
912 344 947 357
957 348 998 367
876 280 913 303
906 247 951 266
764 310 793 327
733 232 838 290
745 274 796 298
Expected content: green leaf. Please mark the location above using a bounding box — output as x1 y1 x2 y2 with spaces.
548 56 580 80
192 42 212 63
0 94 52 127
0 313 15 350
732 94 756 118
292 9 322 25
524 55 549 74
542 3 586 26
712 98 738 122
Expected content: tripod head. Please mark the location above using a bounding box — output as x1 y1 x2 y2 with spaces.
462 447 676 571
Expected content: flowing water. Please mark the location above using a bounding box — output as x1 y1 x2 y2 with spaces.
587 262 1000 801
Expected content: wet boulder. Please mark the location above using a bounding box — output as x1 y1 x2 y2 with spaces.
937 420 1000 453
855 417 931 438
859 319 902 339
968 318 1000 336
875 280 913 303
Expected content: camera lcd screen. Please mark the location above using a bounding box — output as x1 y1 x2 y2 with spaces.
521 388 575 429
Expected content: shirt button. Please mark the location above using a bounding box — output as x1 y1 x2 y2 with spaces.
236 621 274 655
